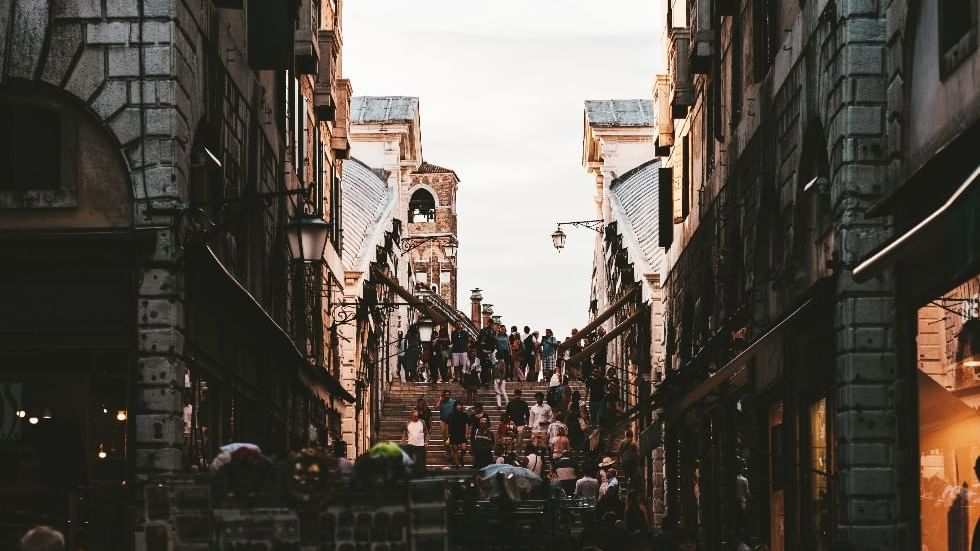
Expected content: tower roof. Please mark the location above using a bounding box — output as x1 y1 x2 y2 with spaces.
412 161 459 179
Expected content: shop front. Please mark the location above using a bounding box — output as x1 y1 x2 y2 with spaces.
854 119 980 549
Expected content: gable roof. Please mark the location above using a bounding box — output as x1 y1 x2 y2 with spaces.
341 158 393 269
584 99 654 128
350 96 419 124
608 158 665 275
412 161 459 179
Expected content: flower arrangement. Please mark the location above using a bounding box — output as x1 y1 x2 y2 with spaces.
210 443 274 501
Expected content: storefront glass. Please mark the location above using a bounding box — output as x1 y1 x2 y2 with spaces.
808 398 832 551
917 273 980 551
769 400 785 551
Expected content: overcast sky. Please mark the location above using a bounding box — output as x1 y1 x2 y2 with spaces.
344 1 665 338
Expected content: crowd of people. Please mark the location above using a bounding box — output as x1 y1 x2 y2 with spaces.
396 324 566 387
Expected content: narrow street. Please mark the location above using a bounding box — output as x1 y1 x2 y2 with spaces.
2 0 980 550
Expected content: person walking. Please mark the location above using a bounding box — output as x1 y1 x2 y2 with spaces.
575 466 600 506
524 443 543 476
587 370 607 425
497 413 519 454
529 391 553 446
505 389 530 427
404 325 421 383
402 410 428 474
471 416 495 469
450 327 470 383
463 349 481 403
437 389 456 447
510 331 524 381
492 358 508 407
552 451 578 495
428 330 445 384
396 330 409 382
446 401 470 467
567 390 586 450
414 397 433 434
618 429 640 486
496 326 511 379
521 327 536 381
540 329 558 382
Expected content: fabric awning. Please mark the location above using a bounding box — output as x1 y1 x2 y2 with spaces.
370 267 446 324
558 284 640 352
564 309 645 366
853 162 980 282
200 246 355 403
664 298 815 422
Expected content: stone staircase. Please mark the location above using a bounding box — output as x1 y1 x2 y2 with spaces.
375 379 628 481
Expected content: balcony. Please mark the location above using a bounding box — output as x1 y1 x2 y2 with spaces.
653 74 674 156
331 79 352 159
294 0 319 74
670 29 694 118
690 0 713 74
314 30 340 122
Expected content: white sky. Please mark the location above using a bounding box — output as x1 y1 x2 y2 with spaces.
344 0 665 338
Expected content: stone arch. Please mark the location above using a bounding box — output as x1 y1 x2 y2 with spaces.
408 187 437 223
0 0 177 227
0 79 133 228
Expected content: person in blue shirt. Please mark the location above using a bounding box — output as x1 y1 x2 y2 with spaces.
540 328 558 381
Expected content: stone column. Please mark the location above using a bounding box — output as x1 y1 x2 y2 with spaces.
470 288 483 329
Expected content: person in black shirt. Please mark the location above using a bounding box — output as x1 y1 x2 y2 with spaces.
587 371 606 425
450 328 470 382
505 388 530 427
447 401 470 467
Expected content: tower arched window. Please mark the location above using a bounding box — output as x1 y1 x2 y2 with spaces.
408 188 436 223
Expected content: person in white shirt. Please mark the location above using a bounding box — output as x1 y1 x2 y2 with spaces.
547 414 567 447
528 391 553 443
402 410 427 474
575 469 600 505
524 445 542 475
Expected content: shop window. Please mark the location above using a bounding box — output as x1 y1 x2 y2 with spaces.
409 189 436 223
806 397 833 551
415 270 428 285
917 273 980 551
939 0 978 78
0 88 78 207
769 401 785 551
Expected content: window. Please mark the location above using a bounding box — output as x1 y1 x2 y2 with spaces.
0 90 76 207
753 0 777 81
939 0 978 77
408 188 436 223
917 273 980 551
682 135 691 219
415 270 428 285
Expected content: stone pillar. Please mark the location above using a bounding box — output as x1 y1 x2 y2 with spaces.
470 288 483 329
830 1 902 547
481 304 494 329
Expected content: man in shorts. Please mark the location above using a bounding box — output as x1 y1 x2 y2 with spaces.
450 327 470 382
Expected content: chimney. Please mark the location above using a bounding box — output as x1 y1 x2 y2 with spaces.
481 304 494 329
470 288 483 329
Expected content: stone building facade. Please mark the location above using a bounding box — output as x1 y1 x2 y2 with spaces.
0 0 354 548
574 99 667 518
655 0 898 548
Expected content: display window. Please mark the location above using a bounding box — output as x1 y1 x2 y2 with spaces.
917 272 980 551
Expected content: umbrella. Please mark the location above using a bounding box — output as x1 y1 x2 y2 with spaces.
481 464 540 480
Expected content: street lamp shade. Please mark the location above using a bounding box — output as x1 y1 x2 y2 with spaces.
286 213 331 262
444 240 457 259
551 227 567 251
417 318 435 343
